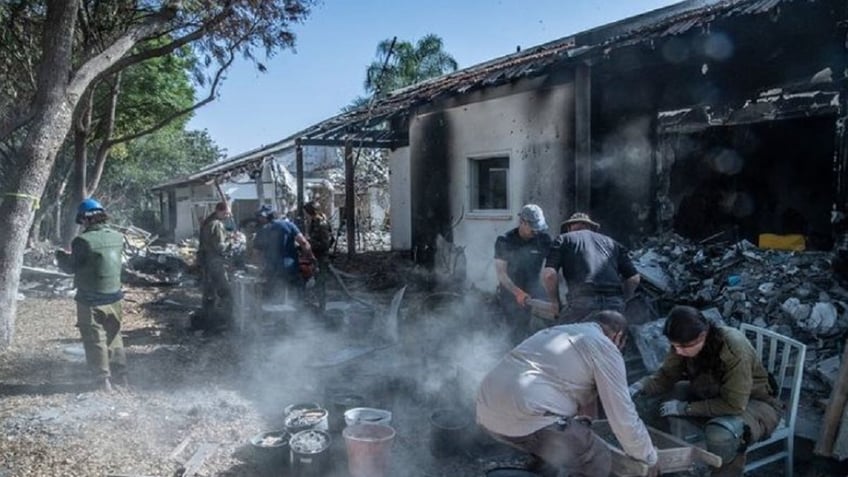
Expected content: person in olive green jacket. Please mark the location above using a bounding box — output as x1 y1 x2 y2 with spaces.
303 201 333 312
629 305 782 477
195 201 232 330
56 198 126 392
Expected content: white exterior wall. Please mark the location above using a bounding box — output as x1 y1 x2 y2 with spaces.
174 186 195 241
389 147 411 250
411 83 574 291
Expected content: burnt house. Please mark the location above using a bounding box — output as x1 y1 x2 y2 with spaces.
242 0 847 290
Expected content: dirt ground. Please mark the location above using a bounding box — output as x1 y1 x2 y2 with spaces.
0 258 846 477
0 256 524 477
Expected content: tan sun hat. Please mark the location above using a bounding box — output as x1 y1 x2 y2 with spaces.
561 212 600 232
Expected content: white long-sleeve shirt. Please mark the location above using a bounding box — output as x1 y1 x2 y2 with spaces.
476 322 657 466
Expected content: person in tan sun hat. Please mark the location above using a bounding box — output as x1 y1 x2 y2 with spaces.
494 204 552 344
559 212 600 232
542 212 640 323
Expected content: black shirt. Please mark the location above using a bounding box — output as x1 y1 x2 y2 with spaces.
545 229 637 297
494 228 552 292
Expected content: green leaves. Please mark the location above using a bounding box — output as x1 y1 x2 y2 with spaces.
363 34 459 98
99 127 224 223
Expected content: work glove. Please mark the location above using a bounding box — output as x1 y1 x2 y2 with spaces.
659 399 688 417
513 288 529 306
628 380 644 398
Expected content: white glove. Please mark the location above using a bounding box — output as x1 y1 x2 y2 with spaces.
659 399 688 417
628 381 644 397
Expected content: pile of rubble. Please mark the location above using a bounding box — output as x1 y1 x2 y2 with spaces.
19 229 196 299
630 232 846 394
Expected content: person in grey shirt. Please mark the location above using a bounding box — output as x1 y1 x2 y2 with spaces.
476 310 658 477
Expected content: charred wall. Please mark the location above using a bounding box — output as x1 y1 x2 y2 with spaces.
668 118 837 248
589 0 848 245
409 111 453 265
407 79 574 290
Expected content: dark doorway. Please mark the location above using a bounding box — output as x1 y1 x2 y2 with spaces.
667 116 836 249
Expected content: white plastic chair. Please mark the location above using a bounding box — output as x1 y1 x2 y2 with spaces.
740 324 806 476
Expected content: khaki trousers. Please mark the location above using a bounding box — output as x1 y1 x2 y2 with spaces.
76 301 126 379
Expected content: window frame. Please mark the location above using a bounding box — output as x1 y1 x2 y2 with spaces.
467 152 511 218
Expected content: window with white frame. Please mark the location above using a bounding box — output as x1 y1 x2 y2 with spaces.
470 156 509 211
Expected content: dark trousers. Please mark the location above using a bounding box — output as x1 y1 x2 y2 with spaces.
559 295 624 324
496 287 535 344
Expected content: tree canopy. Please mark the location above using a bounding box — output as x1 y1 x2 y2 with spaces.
364 34 458 97
0 0 315 347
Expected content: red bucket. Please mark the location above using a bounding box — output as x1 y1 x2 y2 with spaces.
342 423 395 477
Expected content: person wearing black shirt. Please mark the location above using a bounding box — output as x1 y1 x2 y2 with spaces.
494 204 552 343
542 212 640 323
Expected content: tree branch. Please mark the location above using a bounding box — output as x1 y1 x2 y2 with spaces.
99 5 234 80
68 5 178 100
86 72 121 194
105 49 234 148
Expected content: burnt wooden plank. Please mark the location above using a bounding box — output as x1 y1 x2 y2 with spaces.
179 442 218 477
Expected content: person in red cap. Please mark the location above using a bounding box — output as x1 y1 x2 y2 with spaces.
542 212 640 323
494 204 552 343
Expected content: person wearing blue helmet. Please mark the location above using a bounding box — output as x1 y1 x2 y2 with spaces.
56 198 126 391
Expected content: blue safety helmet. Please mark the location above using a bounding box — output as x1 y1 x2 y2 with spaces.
78 198 104 214
76 198 104 224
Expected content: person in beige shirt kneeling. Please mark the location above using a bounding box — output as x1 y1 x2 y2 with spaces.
476 310 658 477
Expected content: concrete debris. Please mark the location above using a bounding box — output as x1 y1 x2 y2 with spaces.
631 232 848 395
631 319 670 372
20 230 196 298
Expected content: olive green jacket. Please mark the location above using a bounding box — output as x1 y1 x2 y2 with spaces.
640 326 774 417
198 215 228 264
306 214 333 256
57 223 123 305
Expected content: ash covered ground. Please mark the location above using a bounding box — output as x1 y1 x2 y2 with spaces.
0 256 526 477
0 251 845 476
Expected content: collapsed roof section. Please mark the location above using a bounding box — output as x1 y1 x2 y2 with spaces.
152 0 793 190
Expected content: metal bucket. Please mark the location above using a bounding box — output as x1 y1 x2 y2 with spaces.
248 430 290 471
328 391 366 432
284 407 329 435
289 429 331 477
344 407 392 427
429 408 472 457
283 402 322 419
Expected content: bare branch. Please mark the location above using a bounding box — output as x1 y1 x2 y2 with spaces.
105 49 235 147
86 72 121 193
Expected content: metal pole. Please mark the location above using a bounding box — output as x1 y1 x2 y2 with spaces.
255 158 266 206
344 141 355 258
296 139 304 222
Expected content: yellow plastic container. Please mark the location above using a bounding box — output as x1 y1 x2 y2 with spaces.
758 233 806 251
